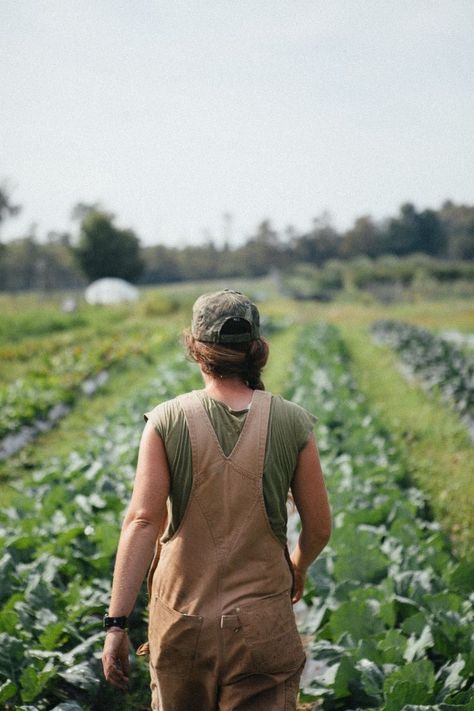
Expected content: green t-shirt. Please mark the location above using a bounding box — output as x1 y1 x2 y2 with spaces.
144 390 317 545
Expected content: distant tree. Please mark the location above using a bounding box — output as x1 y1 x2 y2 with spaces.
0 234 84 291
47 230 72 248
416 209 446 256
236 220 290 275
439 201 474 260
177 244 219 280
340 215 383 258
0 183 21 284
384 203 420 256
382 203 446 257
293 212 341 265
1 232 40 290
0 183 21 228
70 201 101 223
140 244 182 283
73 208 144 282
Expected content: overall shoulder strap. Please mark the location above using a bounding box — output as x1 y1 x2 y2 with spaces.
177 391 221 476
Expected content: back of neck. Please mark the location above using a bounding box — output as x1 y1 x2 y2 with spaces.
202 375 254 411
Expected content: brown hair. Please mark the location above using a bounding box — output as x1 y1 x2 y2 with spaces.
184 332 269 390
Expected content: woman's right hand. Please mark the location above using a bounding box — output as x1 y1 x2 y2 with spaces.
102 629 130 690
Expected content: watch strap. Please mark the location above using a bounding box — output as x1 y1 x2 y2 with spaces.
103 614 128 630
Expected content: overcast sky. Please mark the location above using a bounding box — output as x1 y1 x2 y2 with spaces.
1 1 473 247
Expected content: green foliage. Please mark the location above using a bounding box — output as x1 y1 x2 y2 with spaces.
439 201 474 260
0 310 87 345
350 254 474 289
74 209 143 282
371 319 474 427
0 326 172 440
281 262 344 301
1 198 473 291
287 324 474 707
280 254 474 305
0 313 472 708
0 352 201 708
0 233 84 292
0 183 21 226
340 215 383 259
339 315 474 561
385 203 447 257
136 291 180 317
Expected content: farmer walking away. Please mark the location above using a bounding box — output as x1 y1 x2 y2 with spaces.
102 289 331 710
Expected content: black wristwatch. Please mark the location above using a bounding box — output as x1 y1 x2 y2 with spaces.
103 614 128 630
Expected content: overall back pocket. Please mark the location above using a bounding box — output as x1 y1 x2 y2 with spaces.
238 591 305 674
149 596 203 676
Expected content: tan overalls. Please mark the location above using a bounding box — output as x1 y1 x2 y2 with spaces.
144 390 306 710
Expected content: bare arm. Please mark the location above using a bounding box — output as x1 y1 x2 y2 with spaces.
102 421 169 689
107 421 169 617
290 432 331 603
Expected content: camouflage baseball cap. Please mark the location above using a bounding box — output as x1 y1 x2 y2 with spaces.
191 289 260 343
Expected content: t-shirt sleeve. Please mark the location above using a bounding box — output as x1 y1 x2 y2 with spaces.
291 402 318 451
143 401 170 440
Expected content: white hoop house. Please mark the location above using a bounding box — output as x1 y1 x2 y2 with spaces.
84 278 139 305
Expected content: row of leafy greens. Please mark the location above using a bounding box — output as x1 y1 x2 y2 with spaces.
1 319 472 709
0 349 200 710
288 323 474 709
0 323 176 442
370 319 473 435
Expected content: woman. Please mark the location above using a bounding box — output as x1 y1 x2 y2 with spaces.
102 289 331 710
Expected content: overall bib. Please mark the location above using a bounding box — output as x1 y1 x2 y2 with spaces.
147 389 306 710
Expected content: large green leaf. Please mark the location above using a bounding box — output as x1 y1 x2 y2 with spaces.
58 661 101 691
377 629 408 665
0 553 16 601
384 659 436 698
357 658 384 703
20 663 57 703
445 561 474 594
438 702 474 711
436 656 468 700
333 655 357 699
329 599 386 643
332 528 389 584
0 632 25 677
38 622 68 651
0 608 20 634
403 625 434 662
385 680 433 709
0 680 17 703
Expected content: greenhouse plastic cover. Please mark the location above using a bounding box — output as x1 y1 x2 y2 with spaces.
84 278 139 305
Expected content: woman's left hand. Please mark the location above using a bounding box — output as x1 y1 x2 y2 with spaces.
102 629 130 690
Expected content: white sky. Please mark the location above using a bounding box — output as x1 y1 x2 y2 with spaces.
1 1 473 247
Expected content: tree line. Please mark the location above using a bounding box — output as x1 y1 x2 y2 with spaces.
0 185 473 291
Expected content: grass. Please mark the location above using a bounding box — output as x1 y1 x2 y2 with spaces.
294 294 474 331
261 324 302 394
338 324 474 561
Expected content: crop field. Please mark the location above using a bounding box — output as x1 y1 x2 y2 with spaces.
0 285 473 710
